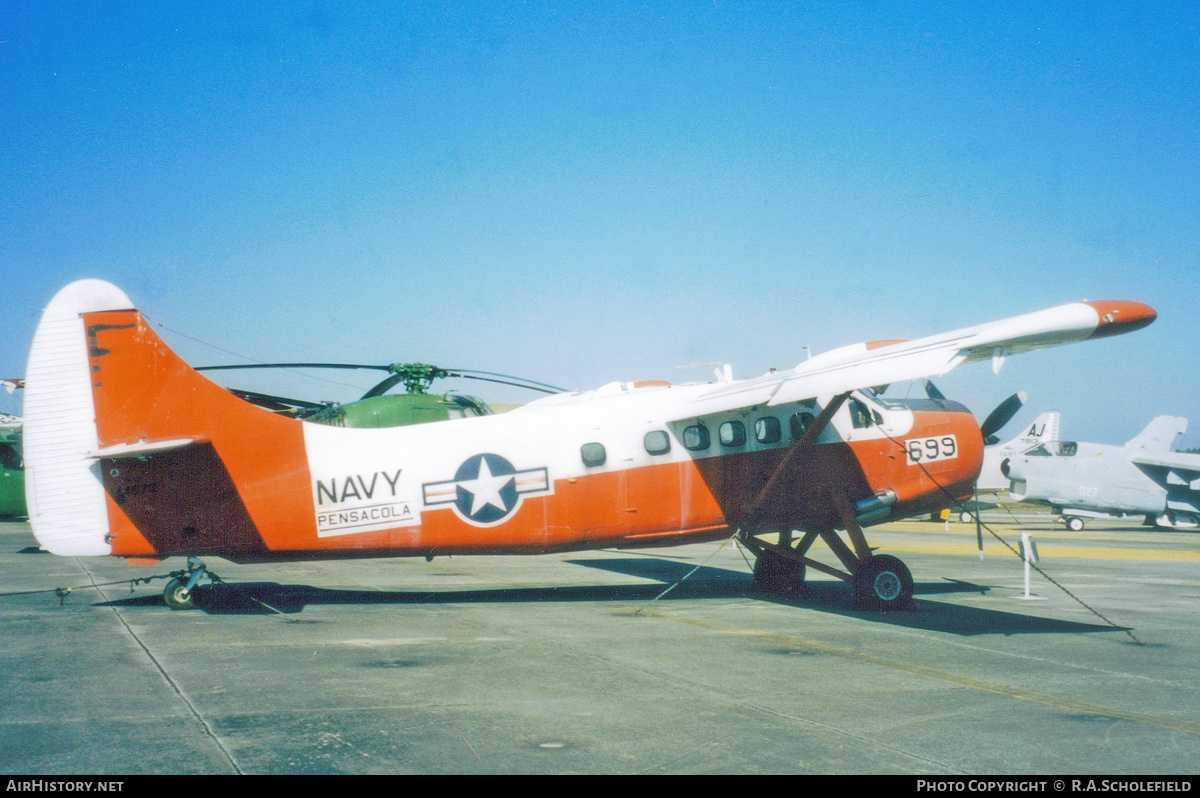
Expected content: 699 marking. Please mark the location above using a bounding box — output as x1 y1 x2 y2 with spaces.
906 434 958 465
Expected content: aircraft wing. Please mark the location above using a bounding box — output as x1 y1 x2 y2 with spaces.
1131 451 1200 485
683 300 1156 415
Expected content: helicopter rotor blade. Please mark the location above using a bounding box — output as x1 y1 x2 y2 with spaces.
197 362 569 399
196 362 393 373
445 369 569 394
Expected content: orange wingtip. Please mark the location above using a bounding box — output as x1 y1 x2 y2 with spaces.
1083 300 1157 339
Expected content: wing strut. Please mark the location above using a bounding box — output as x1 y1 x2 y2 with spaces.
734 391 915 610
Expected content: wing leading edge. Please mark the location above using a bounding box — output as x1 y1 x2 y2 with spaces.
683 300 1155 416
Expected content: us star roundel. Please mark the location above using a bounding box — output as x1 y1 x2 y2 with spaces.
422 454 550 526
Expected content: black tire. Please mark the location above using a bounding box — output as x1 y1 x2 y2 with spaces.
753 551 805 594
163 577 196 611
853 554 913 611
1065 516 1085 532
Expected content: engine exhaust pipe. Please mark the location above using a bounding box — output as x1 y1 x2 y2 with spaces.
854 489 898 526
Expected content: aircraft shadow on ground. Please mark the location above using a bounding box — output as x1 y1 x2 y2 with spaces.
96 556 1124 637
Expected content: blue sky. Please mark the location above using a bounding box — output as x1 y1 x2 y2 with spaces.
3 2 1198 448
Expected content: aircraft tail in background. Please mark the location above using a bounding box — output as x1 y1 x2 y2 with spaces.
1001 410 1061 451
1125 416 1188 452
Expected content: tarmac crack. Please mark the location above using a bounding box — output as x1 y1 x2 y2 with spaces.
76 558 245 775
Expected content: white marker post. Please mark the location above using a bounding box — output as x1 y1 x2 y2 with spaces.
1017 532 1045 601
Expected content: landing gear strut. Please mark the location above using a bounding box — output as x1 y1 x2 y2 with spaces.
162 557 220 611
739 493 915 611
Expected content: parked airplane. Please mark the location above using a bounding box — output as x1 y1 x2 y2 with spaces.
946 406 1061 523
1004 416 1199 530
22 280 1156 610
977 407 1061 492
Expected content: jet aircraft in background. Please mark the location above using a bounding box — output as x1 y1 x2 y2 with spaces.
977 407 1061 492
1005 416 1199 530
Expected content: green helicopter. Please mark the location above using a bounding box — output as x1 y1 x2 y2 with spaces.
194 361 565 428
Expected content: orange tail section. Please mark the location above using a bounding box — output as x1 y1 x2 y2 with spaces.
25 281 312 559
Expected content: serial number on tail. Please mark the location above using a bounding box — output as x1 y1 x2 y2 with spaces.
906 435 958 464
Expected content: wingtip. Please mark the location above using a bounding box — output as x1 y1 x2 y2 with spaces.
1083 300 1157 339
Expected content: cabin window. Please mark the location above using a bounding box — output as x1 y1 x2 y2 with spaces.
790 411 816 440
683 424 710 451
581 442 607 467
1056 442 1078 457
849 398 874 429
755 416 781 444
719 421 746 447
644 430 671 456
0 444 21 471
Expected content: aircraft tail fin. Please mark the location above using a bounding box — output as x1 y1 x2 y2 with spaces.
24 280 311 558
1002 410 1062 451
1125 416 1188 452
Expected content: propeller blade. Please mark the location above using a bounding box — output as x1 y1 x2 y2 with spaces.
979 391 1027 442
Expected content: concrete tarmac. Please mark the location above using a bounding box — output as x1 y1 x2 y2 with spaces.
1 513 1197 775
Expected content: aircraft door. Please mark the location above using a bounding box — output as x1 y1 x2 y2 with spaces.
553 440 627 541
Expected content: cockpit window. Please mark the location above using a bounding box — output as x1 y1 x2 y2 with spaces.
1056 442 1078 457
1026 444 1051 457
849 398 875 429
0 443 21 471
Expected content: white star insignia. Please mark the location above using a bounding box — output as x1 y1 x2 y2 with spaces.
458 458 514 516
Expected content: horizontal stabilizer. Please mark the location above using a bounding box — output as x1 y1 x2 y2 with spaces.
89 438 201 460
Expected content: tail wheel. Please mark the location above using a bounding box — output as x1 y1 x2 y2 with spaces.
854 554 913 611
163 577 196 611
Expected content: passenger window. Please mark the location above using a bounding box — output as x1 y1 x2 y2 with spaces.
790 412 815 440
849 399 874 429
644 430 671 456
755 416 781 444
719 421 746 447
683 424 710 451
581 442 606 467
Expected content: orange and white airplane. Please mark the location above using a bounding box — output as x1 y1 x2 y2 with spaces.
22 280 1156 611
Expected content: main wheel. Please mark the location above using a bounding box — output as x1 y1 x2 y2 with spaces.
1065 516 1085 532
959 511 974 524
163 577 196 611
753 551 805 594
853 554 913 611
